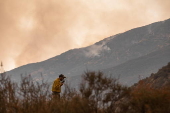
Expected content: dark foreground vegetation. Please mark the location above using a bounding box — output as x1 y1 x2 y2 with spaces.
0 63 170 113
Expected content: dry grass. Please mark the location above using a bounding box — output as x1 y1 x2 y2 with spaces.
0 71 170 113
129 81 170 113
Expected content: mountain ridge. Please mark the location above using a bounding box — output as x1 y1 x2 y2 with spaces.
7 18 170 86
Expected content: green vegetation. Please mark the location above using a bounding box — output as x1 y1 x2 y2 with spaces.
0 63 170 113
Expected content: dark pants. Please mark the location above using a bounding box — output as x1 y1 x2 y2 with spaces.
52 91 60 100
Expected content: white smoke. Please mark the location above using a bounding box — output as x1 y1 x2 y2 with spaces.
147 24 153 34
84 42 110 57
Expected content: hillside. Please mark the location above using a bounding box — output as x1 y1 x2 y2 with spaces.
7 18 170 86
1 62 170 113
102 45 170 85
114 62 170 113
135 62 170 88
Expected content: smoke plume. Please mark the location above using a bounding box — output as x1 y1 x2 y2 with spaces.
0 0 170 71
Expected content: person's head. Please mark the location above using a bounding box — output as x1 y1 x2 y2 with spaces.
59 74 66 81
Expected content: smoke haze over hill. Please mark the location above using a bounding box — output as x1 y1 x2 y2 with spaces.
0 0 170 71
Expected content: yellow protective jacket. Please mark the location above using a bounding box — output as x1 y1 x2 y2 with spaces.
52 78 62 93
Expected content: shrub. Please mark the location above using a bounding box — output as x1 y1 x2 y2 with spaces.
79 71 129 113
0 71 129 113
130 81 170 113
0 70 169 113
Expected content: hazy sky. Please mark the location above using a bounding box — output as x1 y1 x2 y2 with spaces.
0 0 170 71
